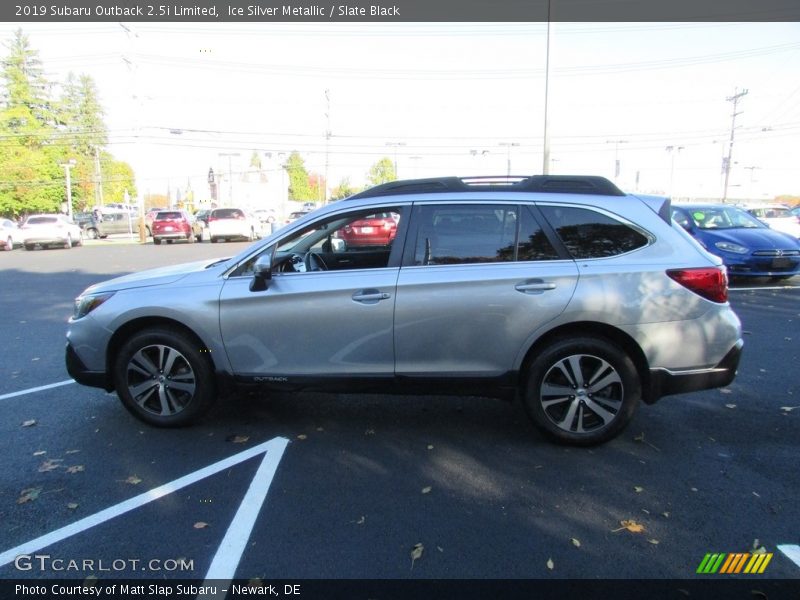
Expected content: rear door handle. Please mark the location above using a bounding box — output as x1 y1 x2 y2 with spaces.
515 280 557 294
352 289 391 304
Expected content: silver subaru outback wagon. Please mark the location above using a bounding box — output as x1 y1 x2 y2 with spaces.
66 175 743 445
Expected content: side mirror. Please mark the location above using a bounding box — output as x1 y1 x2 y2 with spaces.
250 254 272 292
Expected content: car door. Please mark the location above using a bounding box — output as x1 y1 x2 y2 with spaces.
218 205 408 380
394 202 579 379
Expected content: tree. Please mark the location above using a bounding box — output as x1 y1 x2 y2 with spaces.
284 151 314 201
366 157 396 186
330 177 359 200
0 29 61 216
1 28 53 133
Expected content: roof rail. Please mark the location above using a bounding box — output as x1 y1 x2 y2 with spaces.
346 175 626 200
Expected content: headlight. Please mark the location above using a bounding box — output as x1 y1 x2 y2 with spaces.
714 241 749 255
73 292 115 319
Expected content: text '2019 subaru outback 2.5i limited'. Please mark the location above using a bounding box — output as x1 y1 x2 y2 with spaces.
66 175 743 445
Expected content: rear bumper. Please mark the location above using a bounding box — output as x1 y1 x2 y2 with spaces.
66 343 112 391
646 339 743 403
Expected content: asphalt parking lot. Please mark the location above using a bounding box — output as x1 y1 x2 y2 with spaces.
0 240 798 597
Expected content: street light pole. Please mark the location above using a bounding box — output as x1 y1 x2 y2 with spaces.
386 142 406 178
59 159 76 220
218 152 240 205
499 142 520 176
606 139 628 182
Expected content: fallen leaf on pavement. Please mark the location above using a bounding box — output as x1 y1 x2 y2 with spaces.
124 475 142 485
22 419 37 427
421 486 432 494
634 486 644 493
67 503 79 510
571 538 581 548
17 487 43 504
66 465 85 474
725 404 737 409
410 543 424 569
546 558 554 570
613 520 646 534
193 522 209 529
38 459 63 473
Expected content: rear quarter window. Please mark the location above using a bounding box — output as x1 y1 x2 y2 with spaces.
156 212 183 220
539 205 650 258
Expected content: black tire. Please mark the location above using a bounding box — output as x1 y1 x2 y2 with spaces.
24 243 35 251
113 327 216 427
210 236 218 243
523 336 640 446
153 238 162 245
86 228 99 240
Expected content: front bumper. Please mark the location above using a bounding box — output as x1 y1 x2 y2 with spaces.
66 342 112 391
646 339 743 403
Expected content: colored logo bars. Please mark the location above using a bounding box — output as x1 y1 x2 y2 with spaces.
697 552 773 574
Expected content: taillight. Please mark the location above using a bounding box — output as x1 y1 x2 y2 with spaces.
667 267 728 303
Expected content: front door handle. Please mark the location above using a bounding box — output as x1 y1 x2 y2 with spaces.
515 280 557 294
352 289 391 304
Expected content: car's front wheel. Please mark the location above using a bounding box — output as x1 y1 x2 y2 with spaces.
523 337 640 446
113 327 216 427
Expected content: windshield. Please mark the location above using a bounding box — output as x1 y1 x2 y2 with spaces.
683 207 765 230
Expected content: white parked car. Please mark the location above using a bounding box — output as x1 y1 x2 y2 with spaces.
743 203 800 239
1 218 25 251
207 208 259 243
21 214 83 250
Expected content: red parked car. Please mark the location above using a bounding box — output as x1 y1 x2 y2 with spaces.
338 211 398 247
152 210 195 245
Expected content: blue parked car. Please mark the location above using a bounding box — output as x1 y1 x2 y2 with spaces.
671 204 800 280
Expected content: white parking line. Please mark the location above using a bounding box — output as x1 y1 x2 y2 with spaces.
0 437 289 569
0 379 75 401
199 440 289 599
778 544 800 570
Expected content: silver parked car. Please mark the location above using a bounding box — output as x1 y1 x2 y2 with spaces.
66 176 743 445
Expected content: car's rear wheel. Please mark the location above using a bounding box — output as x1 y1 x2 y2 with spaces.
85 228 98 240
113 327 216 427
24 243 35 251
153 238 161 245
523 337 640 446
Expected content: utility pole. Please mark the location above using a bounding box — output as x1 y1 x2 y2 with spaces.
722 88 748 203
324 89 331 204
542 0 553 175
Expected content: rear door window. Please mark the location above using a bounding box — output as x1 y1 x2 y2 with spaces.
409 204 559 265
